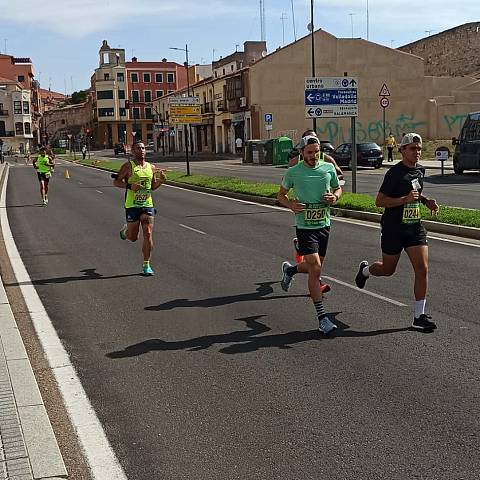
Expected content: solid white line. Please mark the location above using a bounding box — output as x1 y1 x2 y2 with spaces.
321 275 407 307
179 223 206 235
0 167 127 480
95 190 103 194
77 181 83 185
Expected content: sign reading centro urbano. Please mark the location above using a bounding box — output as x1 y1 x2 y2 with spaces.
304 77 358 118
169 96 201 124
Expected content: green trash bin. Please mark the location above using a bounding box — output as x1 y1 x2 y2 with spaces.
272 136 294 166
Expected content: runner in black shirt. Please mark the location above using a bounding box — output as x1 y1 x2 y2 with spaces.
354 133 439 331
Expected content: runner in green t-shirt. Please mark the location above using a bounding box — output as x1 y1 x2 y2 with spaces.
33 146 55 205
113 141 166 276
277 136 342 335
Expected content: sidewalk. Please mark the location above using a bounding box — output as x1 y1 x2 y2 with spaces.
0 163 67 480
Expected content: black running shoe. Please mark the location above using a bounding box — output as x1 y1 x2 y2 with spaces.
412 314 437 331
355 260 369 289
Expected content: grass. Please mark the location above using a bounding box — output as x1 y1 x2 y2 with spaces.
77 159 480 229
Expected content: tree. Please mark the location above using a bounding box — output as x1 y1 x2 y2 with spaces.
68 89 89 105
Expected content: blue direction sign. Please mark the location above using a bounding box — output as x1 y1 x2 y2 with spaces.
305 88 357 106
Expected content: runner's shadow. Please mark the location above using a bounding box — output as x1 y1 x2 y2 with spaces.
2 204 45 208
4 268 142 287
145 281 308 311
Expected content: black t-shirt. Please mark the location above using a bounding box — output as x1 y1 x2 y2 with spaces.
379 161 425 226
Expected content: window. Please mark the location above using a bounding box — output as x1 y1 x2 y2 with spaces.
144 91 151 102
15 122 24 135
97 90 114 100
104 73 110 81
147 123 153 131
222 68 225 75
131 72 138 82
156 90 163 99
18 75 25 82
24 122 31 134
14 101 22 114
23 101 30 114
143 73 151 83
132 90 139 102
167 73 175 83
133 107 140 119
231 65 234 71
117 72 124 82
145 107 152 119
118 90 125 99
155 73 163 83
98 108 114 117
119 108 127 117
167 90 174 94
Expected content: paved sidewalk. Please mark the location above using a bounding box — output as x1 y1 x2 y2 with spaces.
0 164 67 480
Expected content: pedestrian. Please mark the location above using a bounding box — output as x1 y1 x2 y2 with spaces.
386 132 396 162
81 144 87 160
354 133 439 332
33 146 55 205
235 137 243 155
24 150 31 165
113 140 166 276
277 135 342 335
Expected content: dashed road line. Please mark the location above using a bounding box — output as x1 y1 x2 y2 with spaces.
179 223 206 235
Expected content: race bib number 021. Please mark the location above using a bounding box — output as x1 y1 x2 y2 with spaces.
402 202 421 223
304 203 327 226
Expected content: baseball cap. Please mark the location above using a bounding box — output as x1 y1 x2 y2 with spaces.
299 135 320 149
400 133 422 148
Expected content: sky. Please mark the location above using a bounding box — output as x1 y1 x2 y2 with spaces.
0 0 478 94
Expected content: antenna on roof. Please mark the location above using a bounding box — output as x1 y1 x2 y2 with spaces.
291 0 297 41
260 0 266 42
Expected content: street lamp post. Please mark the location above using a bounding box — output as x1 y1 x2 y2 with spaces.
169 44 191 175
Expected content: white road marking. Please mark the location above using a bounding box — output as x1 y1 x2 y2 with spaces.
0 167 127 480
77 181 83 185
95 190 103 194
179 223 206 235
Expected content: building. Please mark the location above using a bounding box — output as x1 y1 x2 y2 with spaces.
40 88 66 112
0 76 34 153
399 23 480 78
125 57 187 144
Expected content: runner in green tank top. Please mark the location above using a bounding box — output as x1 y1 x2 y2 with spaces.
113 141 166 276
33 146 55 205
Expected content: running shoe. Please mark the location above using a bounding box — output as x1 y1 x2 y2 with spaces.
44 197 48 205
119 223 128 240
320 282 331 294
42 198 47 206
281 261 294 291
412 314 437 331
143 264 154 276
319 315 338 335
355 260 369 289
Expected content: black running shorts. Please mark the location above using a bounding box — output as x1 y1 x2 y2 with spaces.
381 222 427 255
295 226 330 257
37 172 50 183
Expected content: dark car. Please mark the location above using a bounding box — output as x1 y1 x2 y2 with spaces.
331 142 383 169
114 143 126 155
319 140 335 154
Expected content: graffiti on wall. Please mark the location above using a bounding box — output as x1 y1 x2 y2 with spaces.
316 113 427 143
443 114 468 133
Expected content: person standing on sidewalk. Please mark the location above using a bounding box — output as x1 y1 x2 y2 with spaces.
278 135 342 335
386 132 397 162
354 133 439 332
33 147 55 205
114 140 166 276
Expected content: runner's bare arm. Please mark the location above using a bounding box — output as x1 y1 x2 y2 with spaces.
277 186 305 213
113 162 131 188
151 167 166 190
376 190 418 208
324 154 344 179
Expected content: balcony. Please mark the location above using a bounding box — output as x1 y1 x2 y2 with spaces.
0 110 8 116
201 102 214 114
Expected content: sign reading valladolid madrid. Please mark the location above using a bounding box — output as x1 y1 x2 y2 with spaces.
305 77 358 118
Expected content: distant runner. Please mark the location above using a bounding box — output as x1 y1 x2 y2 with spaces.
355 133 439 332
113 140 166 276
33 146 55 205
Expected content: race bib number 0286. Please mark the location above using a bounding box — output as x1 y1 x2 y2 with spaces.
304 203 327 226
402 202 421 223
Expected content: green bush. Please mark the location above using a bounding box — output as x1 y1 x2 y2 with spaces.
52 147 66 154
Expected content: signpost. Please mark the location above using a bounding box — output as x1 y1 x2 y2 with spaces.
305 76 359 192
378 83 391 159
264 113 273 138
435 146 450 176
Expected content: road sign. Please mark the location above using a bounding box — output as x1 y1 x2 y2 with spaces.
170 105 201 115
265 124 273 131
67 134 72 139
170 115 202 124
380 97 389 108
264 113 273 123
379 83 390 96
305 77 358 118
168 96 200 105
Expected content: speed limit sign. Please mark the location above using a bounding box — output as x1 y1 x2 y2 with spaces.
380 97 389 108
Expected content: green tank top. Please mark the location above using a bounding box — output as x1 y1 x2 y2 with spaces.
36 155 51 173
125 160 154 208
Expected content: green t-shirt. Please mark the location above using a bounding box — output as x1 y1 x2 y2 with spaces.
35 155 51 173
281 159 339 229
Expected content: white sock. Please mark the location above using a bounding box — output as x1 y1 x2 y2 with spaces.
362 266 370 277
414 299 426 318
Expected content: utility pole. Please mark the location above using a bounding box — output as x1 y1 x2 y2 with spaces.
310 0 316 132
291 0 297 41
281 13 288 45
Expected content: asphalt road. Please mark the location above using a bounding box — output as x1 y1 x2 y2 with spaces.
5 161 480 479
93 150 480 210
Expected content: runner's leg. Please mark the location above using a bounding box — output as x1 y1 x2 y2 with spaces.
126 221 140 242
140 214 154 263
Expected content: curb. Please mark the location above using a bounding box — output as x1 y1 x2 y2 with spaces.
64 159 480 241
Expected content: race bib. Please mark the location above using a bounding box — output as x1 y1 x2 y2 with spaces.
402 202 421 223
304 203 327 226
133 189 150 206
45 172 51 178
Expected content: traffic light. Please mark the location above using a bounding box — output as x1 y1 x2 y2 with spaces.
85 128 91 135
125 100 130 109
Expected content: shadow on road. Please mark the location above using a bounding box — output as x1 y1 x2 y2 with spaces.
106 313 412 358
424 172 480 184
184 210 279 218
2 204 45 208
144 282 308 311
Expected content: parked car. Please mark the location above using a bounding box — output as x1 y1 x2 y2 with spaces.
114 143 126 155
319 140 335 154
452 111 480 174
331 142 383 169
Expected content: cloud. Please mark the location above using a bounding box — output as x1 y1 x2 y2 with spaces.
1 0 249 38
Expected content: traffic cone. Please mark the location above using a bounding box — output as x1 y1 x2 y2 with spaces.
64 169 70 179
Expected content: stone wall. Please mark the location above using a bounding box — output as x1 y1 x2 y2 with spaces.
399 23 480 77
